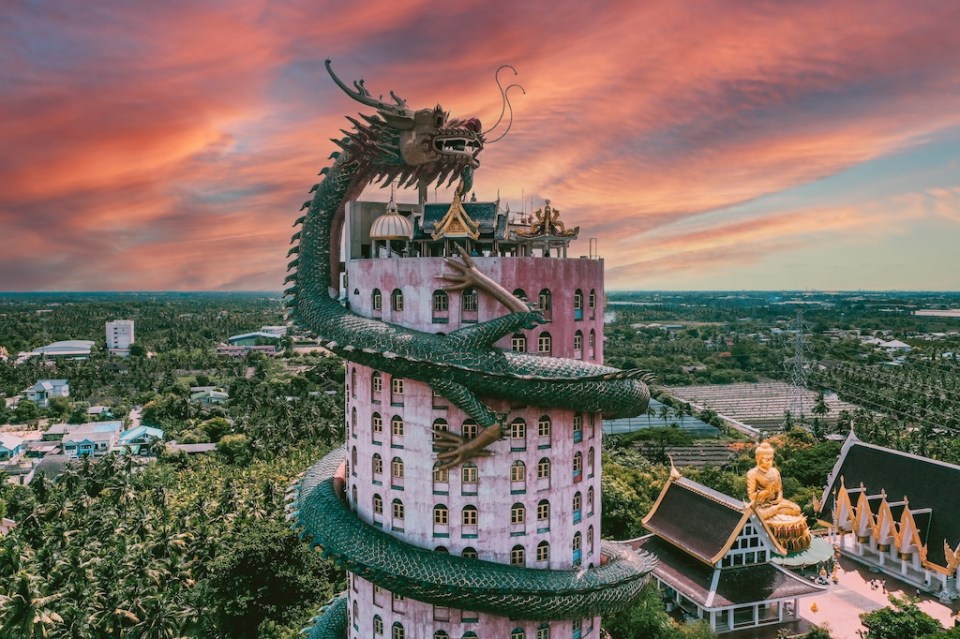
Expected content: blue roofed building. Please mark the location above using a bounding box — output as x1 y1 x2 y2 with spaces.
118 425 165 455
62 421 122 458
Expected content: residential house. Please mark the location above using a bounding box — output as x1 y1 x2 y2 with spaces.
22 379 70 408
62 421 122 458
190 389 229 405
118 426 165 455
0 434 25 461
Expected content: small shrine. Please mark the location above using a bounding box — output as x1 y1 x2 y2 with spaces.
632 459 824 634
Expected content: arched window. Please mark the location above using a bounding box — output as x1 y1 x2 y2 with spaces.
435 631 450 639
432 290 449 312
537 457 551 480
391 288 404 311
372 412 383 441
511 628 526 639
462 420 478 440
510 544 525 566
512 288 527 302
536 540 550 562
373 615 383 635
574 289 583 314
573 491 582 523
588 289 596 310
391 378 404 403
572 531 583 566
588 329 596 358
350 368 357 398
587 486 595 514
351 484 357 506
588 525 595 554
462 547 478 559
392 499 404 522
351 407 357 437
462 505 478 528
462 288 478 312
573 451 583 480
537 415 552 439
433 461 449 486
573 330 583 354
372 453 383 475
510 502 525 525
572 414 583 442
511 333 527 352
372 289 383 312
510 418 526 449
537 624 550 639
372 371 383 397
351 446 357 475
537 332 552 355
588 446 595 476
373 493 383 515
538 288 552 313
434 504 449 528
432 418 448 451
435 546 449 554
510 460 526 484
537 499 550 529
462 462 478 486
392 622 405 639
391 456 404 479
353 600 358 625
391 415 404 438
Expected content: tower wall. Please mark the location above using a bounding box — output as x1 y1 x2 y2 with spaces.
342 255 604 638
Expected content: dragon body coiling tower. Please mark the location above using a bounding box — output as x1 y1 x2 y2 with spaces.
286 62 655 639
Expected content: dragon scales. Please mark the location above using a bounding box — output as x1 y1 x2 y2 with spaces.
287 61 656 633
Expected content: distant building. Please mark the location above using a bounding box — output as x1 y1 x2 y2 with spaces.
22 379 70 408
216 343 278 357
106 319 135 356
62 421 123 458
227 331 284 347
632 470 822 634
190 389 229 405
17 340 95 363
817 432 960 598
0 434 25 461
118 426 165 455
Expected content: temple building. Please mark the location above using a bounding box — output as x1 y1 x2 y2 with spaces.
335 196 615 637
816 431 960 600
632 459 823 635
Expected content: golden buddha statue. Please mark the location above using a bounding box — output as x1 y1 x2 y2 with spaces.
746 442 810 553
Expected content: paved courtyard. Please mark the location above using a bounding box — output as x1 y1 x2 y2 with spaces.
799 556 959 638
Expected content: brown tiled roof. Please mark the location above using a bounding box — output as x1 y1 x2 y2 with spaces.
819 438 960 567
633 536 823 608
643 477 746 564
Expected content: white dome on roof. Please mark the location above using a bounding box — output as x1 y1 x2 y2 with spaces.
369 194 413 241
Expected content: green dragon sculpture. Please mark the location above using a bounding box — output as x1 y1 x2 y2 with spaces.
287 62 657 634
286 60 652 468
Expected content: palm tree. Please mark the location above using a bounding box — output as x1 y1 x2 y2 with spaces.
0 571 63 639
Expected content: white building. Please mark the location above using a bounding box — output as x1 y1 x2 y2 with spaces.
106 319 135 356
22 379 70 408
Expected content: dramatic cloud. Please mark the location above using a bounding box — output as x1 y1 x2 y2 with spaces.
2 0 959 290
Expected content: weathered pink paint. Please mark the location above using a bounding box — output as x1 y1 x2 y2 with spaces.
343 253 605 637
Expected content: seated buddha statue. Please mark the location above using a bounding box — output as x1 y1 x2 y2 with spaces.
746 442 810 553
747 442 802 518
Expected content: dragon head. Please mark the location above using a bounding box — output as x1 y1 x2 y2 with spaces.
326 60 482 190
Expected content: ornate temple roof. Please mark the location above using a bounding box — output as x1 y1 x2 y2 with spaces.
417 201 505 241
642 476 749 564
818 431 960 570
632 536 823 608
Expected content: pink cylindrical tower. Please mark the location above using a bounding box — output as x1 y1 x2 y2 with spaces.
341 198 606 638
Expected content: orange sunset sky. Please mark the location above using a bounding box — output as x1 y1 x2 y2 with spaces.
2 0 959 291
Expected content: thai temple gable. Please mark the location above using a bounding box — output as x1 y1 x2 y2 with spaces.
818 434 960 592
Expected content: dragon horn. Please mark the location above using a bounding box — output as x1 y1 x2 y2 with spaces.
326 59 408 114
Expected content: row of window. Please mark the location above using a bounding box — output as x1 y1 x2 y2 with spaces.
370 288 598 316
364 618 577 639
365 493 595 534
359 449 596 485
